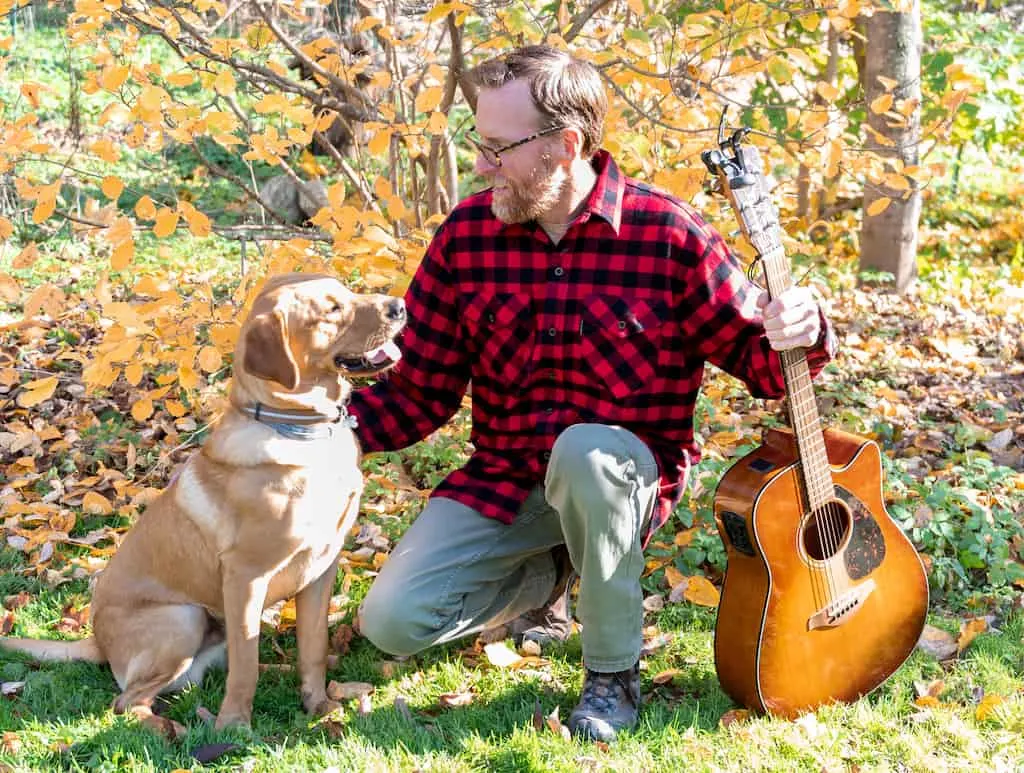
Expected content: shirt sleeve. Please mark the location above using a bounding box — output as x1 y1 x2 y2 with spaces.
347 223 470 452
676 218 836 399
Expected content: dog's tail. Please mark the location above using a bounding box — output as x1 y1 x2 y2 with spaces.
0 636 106 664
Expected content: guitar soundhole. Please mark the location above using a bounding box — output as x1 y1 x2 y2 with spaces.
801 501 852 561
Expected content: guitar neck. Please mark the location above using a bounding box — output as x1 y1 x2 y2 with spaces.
759 247 835 511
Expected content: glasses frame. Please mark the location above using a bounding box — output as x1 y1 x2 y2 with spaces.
467 124 565 168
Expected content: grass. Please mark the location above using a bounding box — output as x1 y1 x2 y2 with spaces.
2 543 1024 772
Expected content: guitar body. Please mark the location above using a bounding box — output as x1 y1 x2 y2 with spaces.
713 427 929 717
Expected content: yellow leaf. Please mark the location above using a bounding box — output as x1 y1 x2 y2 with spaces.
975 694 1005 722
100 64 129 92
20 82 40 108
165 71 196 87
427 110 448 135
815 81 840 102
12 243 39 269
683 576 720 607
165 400 187 418
675 527 698 547
0 216 12 239
664 565 686 589
124 362 144 386
110 240 134 271
135 195 156 220
182 206 211 238
101 176 124 200
131 398 154 422
197 345 222 373
153 208 180 238
957 617 988 653
178 364 199 390
866 197 891 217
32 197 55 224
415 86 443 114
90 138 120 163
213 70 236 96
0 272 19 301
17 376 58 407
870 93 894 114
82 491 113 515
914 695 940 708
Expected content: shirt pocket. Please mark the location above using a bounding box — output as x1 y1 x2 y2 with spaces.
579 295 670 401
461 292 535 385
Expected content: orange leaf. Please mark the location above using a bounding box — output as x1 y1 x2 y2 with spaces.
101 176 124 200
82 491 113 515
135 195 157 220
153 208 179 238
124 362 144 386
197 346 222 373
683 576 720 607
214 70 236 96
131 398 154 422
111 239 134 270
866 197 891 217
12 243 40 269
975 694 1005 722
32 197 56 224
870 93 894 114
100 65 130 92
719 708 750 728
957 617 988 653
17 376 58 407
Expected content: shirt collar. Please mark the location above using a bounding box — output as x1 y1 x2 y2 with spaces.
492 149 624 236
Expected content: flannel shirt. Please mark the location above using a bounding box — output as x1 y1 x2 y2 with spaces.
349 150 835 543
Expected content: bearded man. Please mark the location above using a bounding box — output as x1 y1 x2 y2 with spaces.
351 44 836 742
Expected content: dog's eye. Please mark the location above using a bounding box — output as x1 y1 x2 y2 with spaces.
329 302 342 314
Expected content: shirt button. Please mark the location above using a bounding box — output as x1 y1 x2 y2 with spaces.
544 407 554 414
553 266 564 277
542 451 551 461
548 328 557 337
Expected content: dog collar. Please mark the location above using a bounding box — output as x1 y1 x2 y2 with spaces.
240 402 358 441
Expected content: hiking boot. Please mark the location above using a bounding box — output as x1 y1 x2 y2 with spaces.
507 545 577 647
568 662 641 742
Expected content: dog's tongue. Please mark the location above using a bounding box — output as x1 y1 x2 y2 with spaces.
367 341 401 366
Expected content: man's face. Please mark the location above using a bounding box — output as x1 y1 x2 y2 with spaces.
473 80 569 224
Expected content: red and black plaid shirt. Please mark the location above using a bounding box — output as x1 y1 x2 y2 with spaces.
350 151 835 542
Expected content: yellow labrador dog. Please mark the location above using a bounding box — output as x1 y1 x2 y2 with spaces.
1 273 405 729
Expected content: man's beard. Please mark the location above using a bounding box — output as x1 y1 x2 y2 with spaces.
490 154 569 224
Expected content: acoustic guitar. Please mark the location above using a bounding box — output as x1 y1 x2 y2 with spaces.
701 129 928 718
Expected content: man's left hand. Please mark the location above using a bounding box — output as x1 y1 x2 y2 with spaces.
757 286 822 352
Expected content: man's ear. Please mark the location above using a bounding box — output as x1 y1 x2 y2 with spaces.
242 308 300 390
559 126 585 162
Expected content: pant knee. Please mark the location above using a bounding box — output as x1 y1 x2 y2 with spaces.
357 583 426 658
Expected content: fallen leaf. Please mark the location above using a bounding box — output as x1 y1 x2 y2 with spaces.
719 708 750 728
975 694 1005 722
190 743 240 764
330 623 354 654
652 668 682 685
683 576 721 607
437 690 475 708
916 624 958 661
483 641 524 669
326 681 374 701
957 617 988 653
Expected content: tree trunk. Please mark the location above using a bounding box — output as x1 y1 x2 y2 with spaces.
859 0 922 293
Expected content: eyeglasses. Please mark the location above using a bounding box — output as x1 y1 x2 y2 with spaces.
466 124 565 168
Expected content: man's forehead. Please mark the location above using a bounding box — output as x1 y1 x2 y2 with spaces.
474 79 542 139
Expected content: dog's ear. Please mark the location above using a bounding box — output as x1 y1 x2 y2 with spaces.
242 309 300 390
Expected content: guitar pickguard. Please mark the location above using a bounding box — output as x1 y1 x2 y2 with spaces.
837 485 886 580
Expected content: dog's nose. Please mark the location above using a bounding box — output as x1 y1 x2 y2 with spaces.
386 298 406 322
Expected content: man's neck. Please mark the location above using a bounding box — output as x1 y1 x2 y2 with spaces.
538 158 598 243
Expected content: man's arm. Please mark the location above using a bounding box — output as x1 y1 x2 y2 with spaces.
679 222 836 399
348 227 470 453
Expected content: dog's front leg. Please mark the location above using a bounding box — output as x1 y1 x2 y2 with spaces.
295 554 342 717
216 569 271 730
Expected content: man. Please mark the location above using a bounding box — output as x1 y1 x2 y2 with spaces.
350 45 836 742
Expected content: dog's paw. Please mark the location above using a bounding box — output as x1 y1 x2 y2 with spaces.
214 710 252 731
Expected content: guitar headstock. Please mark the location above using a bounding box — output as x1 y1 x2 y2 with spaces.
701 129 782 260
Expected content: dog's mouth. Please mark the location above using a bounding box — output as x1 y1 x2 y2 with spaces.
334 340 402 374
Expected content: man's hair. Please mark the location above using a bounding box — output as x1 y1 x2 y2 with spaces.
468 45 607 158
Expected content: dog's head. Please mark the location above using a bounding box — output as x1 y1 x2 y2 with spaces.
235 273 405 408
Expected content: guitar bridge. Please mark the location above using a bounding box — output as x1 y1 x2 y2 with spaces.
807 579 876 630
